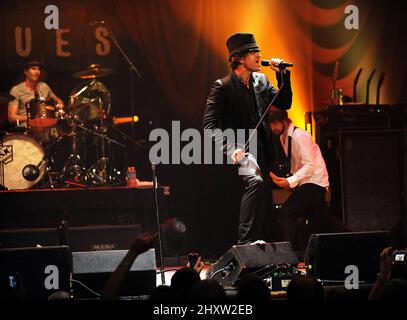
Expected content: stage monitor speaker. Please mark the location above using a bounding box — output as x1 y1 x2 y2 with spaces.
305 231 390 283
207 242 298 288
0 246 71 299
71 248 156 298
0 224 141 251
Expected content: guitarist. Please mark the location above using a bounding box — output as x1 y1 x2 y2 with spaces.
268 109 349 251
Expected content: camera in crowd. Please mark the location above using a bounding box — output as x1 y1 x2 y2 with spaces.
188 252 199 268
391 250 407 280
393 250 406 264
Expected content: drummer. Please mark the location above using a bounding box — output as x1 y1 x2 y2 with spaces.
7 60 64 128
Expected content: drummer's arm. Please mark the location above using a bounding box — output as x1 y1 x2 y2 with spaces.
8 102 27 123
51 94 64 108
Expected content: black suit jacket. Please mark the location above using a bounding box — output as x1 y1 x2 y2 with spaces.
203 70 292 167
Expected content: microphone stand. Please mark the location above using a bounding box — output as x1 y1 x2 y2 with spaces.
103 21 141 139
152 163 166 285
243 68 287 152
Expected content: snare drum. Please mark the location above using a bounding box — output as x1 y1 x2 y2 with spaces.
26 97 58 128
0 133 46 189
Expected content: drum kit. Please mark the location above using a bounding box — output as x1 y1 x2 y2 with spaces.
0 64 128 190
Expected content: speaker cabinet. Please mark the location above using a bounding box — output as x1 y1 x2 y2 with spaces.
207 242 298 288
0 224 141 251
71 249 156 298
0 246 71 299
305 231 390 283
320 129 406 231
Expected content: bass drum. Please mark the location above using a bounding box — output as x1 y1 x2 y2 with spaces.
0 133 46 189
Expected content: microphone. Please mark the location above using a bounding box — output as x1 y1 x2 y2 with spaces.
261 59 294 68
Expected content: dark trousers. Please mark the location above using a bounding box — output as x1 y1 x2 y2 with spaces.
238 144 271 244
280 183 349 250
238 173 270 244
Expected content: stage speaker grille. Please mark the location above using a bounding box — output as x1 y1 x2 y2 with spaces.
320 129 405 231
207 242 298 288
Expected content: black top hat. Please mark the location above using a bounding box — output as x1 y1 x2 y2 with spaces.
226 33 260 59
23 60 45 70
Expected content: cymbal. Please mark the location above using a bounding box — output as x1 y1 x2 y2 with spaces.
0 93 15 104
73 64 114 79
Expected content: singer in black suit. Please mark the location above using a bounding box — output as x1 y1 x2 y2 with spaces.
8 60 64 128
203 33 292 244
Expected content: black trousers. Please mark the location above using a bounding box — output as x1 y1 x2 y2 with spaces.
238 147 271 245
238 173 270 244
280 183 349 250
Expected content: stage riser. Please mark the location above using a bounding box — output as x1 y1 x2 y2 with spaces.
0 187 168 231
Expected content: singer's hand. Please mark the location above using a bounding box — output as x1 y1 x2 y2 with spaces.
269 58 288 73
231 149 249 164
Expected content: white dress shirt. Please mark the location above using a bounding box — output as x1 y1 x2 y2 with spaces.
280 123 329 189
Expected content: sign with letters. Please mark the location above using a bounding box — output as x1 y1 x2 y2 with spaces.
1 6 118 71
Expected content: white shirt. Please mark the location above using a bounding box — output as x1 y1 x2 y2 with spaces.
280 123 329 189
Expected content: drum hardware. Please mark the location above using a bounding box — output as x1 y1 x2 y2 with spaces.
25 96 67 145
66 64 126 186
109 121 145 148
60 120 88 185
72 64 114 79
26 97 58 128
75 120 126 186
38 149 64 189
22 157 46 181
63 72 111 186
44 163 58 188
67 78 111 124
0 133 47 190
1 62 131 189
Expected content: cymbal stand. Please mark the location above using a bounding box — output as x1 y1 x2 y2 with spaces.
76 120 126 186
42 153 57 188
90 117 109 185
61 118 87 185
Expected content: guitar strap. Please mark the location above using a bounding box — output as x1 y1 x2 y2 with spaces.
287 126 297 163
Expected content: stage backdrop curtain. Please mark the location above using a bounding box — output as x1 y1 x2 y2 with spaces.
113 0 407 128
